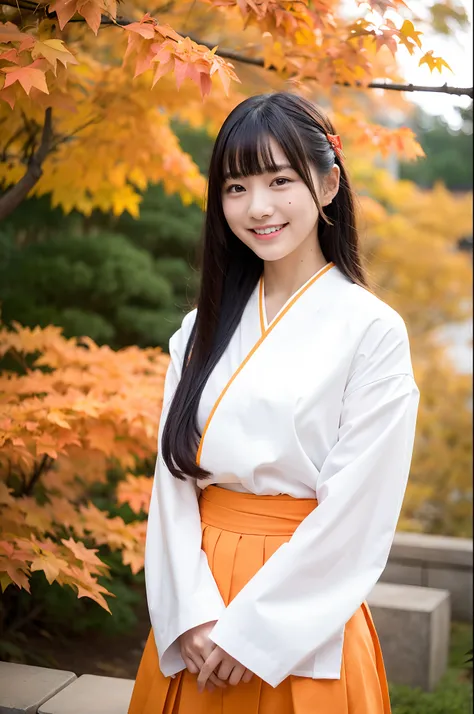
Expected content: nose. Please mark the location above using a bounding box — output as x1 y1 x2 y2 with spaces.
247 189 275 221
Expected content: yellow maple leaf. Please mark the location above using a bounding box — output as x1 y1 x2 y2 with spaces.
30 551 69 584
419 50 453 73
46 410 72 429
121 548 144 575
0 482 15 506
0 558 31 592
31 39 79 75
398 20 423 55
35 433 59 459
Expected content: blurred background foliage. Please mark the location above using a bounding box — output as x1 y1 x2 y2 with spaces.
1 108 472 350
0 124 211 349
0 1 472 697
399 104 473 191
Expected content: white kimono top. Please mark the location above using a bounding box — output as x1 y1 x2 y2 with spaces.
145 262 420 688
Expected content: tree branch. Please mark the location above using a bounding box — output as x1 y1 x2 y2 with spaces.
0 107 53 222
2 3 472 97
5 602 45 636
48 115 102 153
195 41 474 97
24 453 54 496
102 17 474 99
1 125 27 162
0 0 38 10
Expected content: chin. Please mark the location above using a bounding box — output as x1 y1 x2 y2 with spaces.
255 247 293 262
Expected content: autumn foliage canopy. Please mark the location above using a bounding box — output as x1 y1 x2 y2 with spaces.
0 0 472 622
0 0 465 218
0 323 164 608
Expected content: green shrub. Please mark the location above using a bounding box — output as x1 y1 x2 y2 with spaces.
390 622 473 714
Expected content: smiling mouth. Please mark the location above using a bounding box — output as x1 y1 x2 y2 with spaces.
250 223 288 238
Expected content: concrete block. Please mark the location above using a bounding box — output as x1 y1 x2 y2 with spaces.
367 582 451 691
391 532 473 567
38 674 134 714
383 532 473 622
0 662 76 714
427 566 473 623
379 561 423 587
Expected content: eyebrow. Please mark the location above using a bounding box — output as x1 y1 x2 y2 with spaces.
223 164 294 181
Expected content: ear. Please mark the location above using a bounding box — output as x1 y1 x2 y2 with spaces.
321 165 340 206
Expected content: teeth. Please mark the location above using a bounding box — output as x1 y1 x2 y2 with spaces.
253 224 285 235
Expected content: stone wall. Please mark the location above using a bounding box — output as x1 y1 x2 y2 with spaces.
0 532 471 713
380 532 473 622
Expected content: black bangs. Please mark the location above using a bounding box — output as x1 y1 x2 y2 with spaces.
217 105 320 203
221 119 281 181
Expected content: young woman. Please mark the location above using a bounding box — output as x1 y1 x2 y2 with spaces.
128 91 420 714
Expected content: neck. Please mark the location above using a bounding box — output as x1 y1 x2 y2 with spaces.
262 241 328 299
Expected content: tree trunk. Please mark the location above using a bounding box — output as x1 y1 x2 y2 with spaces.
0 107 53 222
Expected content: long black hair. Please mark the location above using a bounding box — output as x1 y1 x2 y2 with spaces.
162 91 368 481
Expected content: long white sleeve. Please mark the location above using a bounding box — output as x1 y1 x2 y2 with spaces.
208 314 420 687
145 311 225 677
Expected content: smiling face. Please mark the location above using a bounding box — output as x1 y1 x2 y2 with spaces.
221 136 338 263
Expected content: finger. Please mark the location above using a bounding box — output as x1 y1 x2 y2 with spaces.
228 664 246 686
241 669 254 684
182 655 199 675
185 652 226 689
190 653 227 690
216 659 235 682
206 682 216 693
197 650 223 693
209 673 227 689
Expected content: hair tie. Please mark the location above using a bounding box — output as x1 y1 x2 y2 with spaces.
326 133 344 160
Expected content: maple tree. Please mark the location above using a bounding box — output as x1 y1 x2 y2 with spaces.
353 164 473 537
0 0 471 220
0 323 160 615
1 164 471 618
0 0 472 652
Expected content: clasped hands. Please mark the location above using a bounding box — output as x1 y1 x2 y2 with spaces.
178 620 254 693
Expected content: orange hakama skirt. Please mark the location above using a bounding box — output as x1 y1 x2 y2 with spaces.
128 485 391 714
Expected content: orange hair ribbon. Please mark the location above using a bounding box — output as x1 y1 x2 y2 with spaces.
326 133 344 160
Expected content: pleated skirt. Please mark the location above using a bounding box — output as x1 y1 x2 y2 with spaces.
128 485 392 714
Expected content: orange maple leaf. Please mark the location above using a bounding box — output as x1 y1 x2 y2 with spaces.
0 20 26 42
35 433 58 459
0 482 15 506
116 474 152 514
357 0 408 13
67 564 114 612
61 536 106 569
124 15 240 98
47 0 110 35
2 60 49 96
375 29 398 57
0 21 35 51
124 15 156 40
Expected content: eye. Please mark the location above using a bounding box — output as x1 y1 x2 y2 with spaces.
224 176 292 193
225 184 245 194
